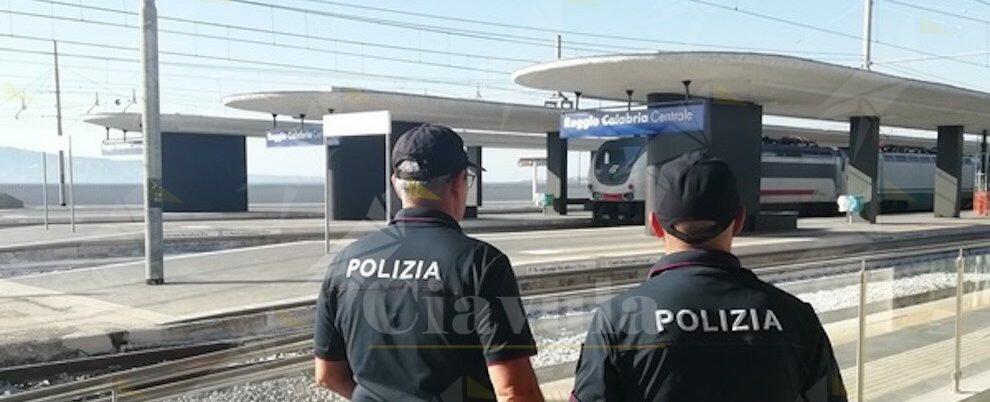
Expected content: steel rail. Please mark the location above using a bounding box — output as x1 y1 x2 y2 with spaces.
0 334 312 402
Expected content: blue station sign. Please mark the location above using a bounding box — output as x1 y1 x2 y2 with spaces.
101 138 144 156
559 102 707 138
266 128 325 147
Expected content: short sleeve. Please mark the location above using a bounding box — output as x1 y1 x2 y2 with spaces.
571 308 622 402
801 309 848 402
473 245 537 364
314 278 347 361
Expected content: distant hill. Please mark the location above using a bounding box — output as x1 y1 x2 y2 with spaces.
0 147 321 184
0 146 142 183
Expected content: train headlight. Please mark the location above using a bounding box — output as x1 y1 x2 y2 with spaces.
592 192 602 200
623 192 634 200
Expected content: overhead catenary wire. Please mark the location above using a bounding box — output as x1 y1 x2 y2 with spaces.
30 0 540 65
883 0 987 26
223 0 645 54
293 0 862 57
29 0 628 56
0 34 541 96
0 56 530 102
0 8 515 76
11 0 989 112
687 0 990 70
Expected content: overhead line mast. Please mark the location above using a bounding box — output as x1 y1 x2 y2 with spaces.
862 0 874 70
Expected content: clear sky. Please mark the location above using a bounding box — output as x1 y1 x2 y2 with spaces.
1 0 989 181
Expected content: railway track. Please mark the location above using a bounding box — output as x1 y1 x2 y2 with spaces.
3 238 987 402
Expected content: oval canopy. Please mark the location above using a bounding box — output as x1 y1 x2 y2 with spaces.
512 52 990 133
223 87 562 134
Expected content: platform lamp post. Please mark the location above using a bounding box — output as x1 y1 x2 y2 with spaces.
141 0 165 285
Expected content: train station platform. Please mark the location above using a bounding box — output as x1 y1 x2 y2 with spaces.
1 212 989 362
0 200 550 228
0 205 590 277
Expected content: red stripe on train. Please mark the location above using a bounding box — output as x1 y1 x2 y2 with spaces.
760 189 816 196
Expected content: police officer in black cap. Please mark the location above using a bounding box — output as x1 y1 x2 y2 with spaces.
570 150 846 402
314 124 545 402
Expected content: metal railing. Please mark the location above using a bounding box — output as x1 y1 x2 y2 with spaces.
847 243 989 401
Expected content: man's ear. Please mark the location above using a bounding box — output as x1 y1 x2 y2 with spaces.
648 211 665 238
450 170 467 197
732 206 747 235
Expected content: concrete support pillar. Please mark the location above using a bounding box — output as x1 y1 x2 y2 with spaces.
981 131 988 176
162 132 247 212
935 125 964 218
644 94 764 231
465 146 482 218
327 121 418 220
847 116 881 223
546 131 568 215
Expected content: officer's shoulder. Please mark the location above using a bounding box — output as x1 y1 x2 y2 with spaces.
326 230 394 272
750 275 809 307
597 283 655 316
461 236 509 262
336 230 387 256
747 274 820 323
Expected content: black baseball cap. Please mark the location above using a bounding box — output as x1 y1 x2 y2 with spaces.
391 124 484 180
654 150 741 243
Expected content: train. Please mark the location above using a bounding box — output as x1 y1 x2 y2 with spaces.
588 136 978 224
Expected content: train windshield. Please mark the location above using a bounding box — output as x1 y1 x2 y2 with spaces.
594 138 646 186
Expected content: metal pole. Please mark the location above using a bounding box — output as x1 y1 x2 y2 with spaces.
41 151 49 230
532 163 538 201
384 131 392 222
856 260 868 402
862 0 874 70
953 248 965 392
556 34 562 60
324 140 331 254
577 152 582 185
68 135 75 233
141 0 165 285
53 40 67 206
981 130 988 182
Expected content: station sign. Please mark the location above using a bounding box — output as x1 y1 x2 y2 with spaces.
323 110 392 137
266 127 324 147
101 138 144 155
559 102 707 138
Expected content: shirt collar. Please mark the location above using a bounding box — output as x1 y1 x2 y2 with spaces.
390 207 462 232
648 249 743 278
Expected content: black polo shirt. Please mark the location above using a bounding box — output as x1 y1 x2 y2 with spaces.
315 207 537 402
571 249 847 402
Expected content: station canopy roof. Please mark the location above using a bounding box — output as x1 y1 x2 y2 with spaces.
82 112 605 151
764 124 982 153
512 52 990 133
222 86 562 133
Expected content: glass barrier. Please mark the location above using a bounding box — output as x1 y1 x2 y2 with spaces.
961 251 990 387
810 245 990 402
